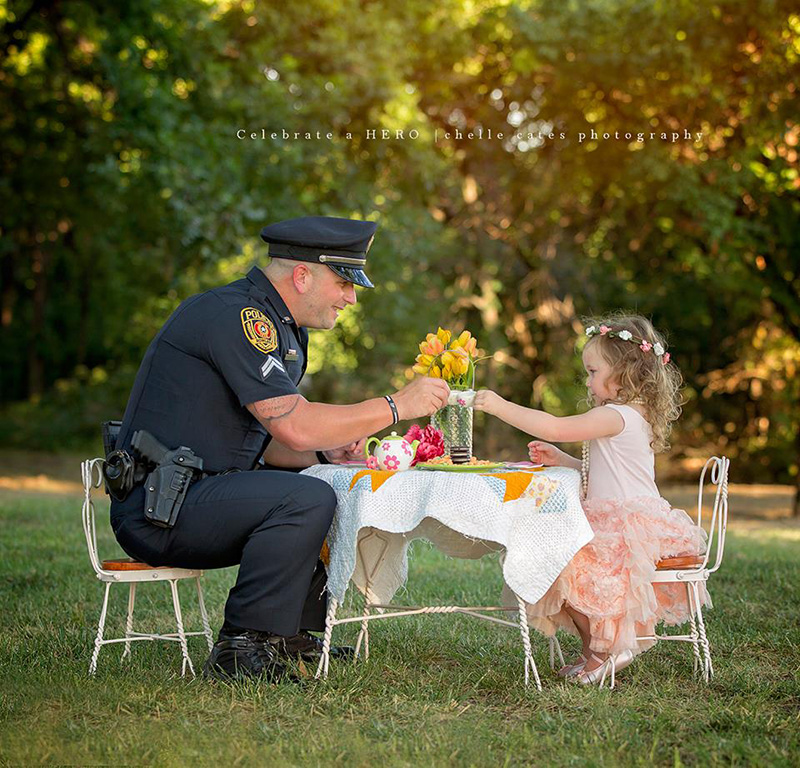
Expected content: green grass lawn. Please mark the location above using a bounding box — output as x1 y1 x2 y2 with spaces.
1 491 798 766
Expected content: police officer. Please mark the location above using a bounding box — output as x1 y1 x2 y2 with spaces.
110 216 449 681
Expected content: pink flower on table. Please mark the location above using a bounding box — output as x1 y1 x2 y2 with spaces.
384 455 400 471
407 425 445 465
599 325 611 335
366 456 379 470
640 341 652 352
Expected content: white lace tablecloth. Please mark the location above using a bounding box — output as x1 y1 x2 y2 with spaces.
301 464 594 606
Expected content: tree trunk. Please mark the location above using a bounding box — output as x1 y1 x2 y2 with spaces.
794 431 800 517
0 251 14 328
27 246 49 398
75 234 89 366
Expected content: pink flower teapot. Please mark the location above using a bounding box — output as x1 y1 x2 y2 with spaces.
364 431 420 471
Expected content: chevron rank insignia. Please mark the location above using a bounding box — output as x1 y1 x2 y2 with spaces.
260 356 286 380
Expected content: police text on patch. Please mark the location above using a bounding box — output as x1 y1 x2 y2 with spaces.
241 307 278 355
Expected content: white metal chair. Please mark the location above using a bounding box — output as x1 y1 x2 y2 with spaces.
81 458 214 676
634 455 730 685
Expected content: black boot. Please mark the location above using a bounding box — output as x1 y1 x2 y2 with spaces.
265 630 355 662
202 628 288 682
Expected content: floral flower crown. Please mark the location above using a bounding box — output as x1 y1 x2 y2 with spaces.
585 324 671 365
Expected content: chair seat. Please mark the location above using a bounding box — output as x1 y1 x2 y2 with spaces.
101 558 166 571
656 555 704 570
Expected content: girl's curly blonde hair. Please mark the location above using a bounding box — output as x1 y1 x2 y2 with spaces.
582 312 683 453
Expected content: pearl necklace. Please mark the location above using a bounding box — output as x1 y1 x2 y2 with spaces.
581 440 590 499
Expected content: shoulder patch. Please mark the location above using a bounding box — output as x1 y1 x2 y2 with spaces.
241 307 278 354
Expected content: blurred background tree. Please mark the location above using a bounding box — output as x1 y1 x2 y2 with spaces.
1 0 798 511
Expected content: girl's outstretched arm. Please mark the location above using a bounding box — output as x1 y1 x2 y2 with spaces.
473 390 624 442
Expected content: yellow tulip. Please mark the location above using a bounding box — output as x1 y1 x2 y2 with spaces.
415 353 434 367
442 363 453 380
428 337 445 355
412 363 429 375
455 356 469 375
431 365 442 378
449 347 466 367
440 351 455 367
464 337 477 355
436 327 451 345
454 330 471 348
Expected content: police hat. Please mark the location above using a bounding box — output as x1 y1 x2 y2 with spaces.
260 216 376 288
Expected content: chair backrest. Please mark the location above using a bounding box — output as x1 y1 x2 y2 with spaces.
81 458 108 577
696 456 730 573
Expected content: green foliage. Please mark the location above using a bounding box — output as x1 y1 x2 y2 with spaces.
1 0 798 484
0 363 135 451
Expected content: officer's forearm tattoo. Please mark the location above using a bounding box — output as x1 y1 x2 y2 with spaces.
250 394 302 422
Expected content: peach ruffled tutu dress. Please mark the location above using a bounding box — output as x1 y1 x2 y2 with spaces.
524 404 710 657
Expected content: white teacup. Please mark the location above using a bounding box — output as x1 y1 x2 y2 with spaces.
447 389 476 407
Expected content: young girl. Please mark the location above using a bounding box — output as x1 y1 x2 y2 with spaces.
473 313 709 684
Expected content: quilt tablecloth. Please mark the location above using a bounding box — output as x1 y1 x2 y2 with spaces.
301 464 594 606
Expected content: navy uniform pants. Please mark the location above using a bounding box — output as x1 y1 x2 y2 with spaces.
110 471 337 636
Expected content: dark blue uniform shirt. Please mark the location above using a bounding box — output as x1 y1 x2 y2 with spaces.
115 267 308 474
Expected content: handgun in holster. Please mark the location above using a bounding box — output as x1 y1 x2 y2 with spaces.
131 430 204 529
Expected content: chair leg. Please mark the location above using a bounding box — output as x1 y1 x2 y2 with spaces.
316 597 339 680
354 592 371 662
598 655 617 690
169 579 195 678
195 578 214 653
89 582 112 676
549 635 565 671
122 583 137 661
691 581 713 681
515 594 541 691
685 582 702 677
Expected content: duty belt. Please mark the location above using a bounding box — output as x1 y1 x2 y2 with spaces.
103 430 205 529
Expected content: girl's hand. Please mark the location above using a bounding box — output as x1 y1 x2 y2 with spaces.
528 440 562 466
472 389 503 415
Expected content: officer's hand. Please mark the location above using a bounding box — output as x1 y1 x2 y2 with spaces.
323 438 367 464
392 377 450 421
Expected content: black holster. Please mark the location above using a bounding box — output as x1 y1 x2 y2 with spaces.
132 430 204 529
100 422 204 528
141 449 204 528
